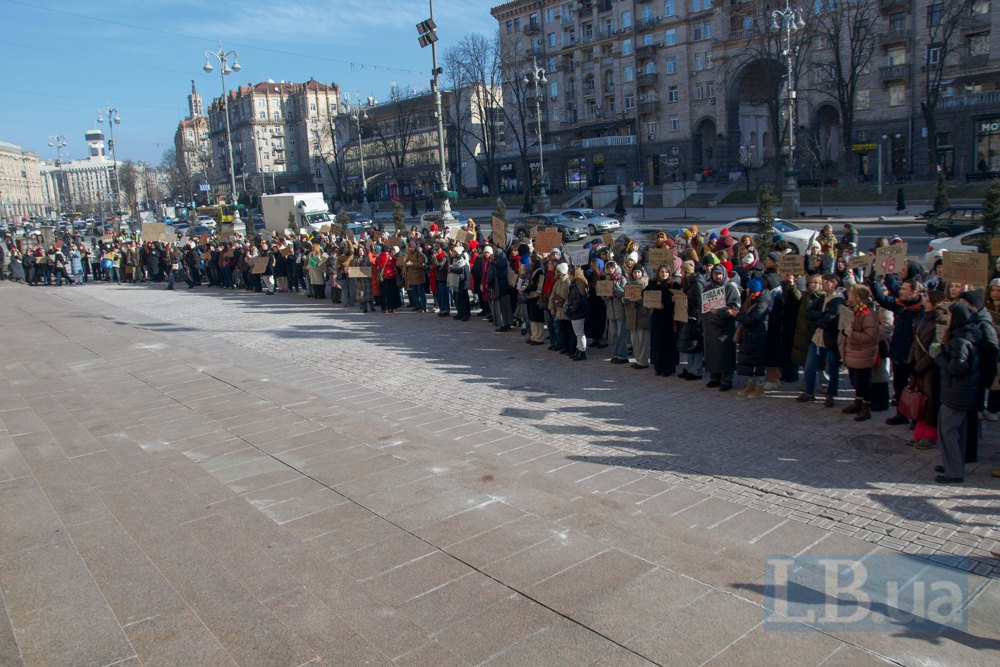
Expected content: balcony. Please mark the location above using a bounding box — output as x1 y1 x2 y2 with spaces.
879 0 907 11
638 98 660 115
530 44 545 56
961 53 990 69
573 135 637 149
726 28 757 42
940 90 1000 110
881 29 908 45
879 63 910 81
637 71 659 86
635 43 660 58
523 22 540 35
636 17 658 32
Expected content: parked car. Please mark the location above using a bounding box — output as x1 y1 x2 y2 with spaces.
195 215 217 228
561 208 621 235
704 218 815 254
922 226 985 266
345 212 372 227
419 211 467 230
189 225 214 237
923 205 984 238
512 213 588 243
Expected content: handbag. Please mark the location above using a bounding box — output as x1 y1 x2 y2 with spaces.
897 377 927 422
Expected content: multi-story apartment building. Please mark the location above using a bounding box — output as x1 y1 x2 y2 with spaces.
338 85 500 203
174 81 212 202
39 130 118 218
491 0 1000 201
204 79 341 202
0 140 44 221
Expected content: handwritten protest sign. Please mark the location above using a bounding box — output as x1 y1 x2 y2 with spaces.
941 251 989 286
595 280 613 297
874 243 907 276
672 290 688 322
701 286 726 314
648 247 674 268
569 248 590 266
778 254 805 274
623 284 644 301
535 230 563 254
643 290 663 309
992 238 1000 256
491 215 506 243
142 222 165 241
602 233 614 246
848 254 871 270
251 256 269 274
347 266 373 278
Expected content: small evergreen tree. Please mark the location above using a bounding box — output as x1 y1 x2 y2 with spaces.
614 185 626 218
287 210 298 235
494 196 507 222
933 172 950 213
982 180 1000 255
755 183 779 257
392 199 405 231
335 208 350 230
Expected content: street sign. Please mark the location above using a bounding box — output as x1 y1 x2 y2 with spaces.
199 184 211 192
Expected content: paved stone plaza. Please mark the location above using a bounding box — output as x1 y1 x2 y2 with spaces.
1 280 998 666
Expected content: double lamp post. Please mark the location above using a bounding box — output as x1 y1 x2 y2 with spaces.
202 41 244 232
771 0 805 218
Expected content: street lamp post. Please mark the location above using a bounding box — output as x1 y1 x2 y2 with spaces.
97 107 122 230
349 99 370 219
739 143 755 192
523 59 550 213
202 40 243 233
771 0 805 218
417 2 456 224
47 133 67 218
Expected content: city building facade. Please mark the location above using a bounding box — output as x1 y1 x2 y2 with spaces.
0 140 44 221
490 0 1000 203
39 130 117 218
174 81 212 203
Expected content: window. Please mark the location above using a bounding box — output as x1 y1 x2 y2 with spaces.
622 38 632 55
513 18 520 31
642 5 653 20
888 84 905 107
693 21 712 40
666 56 678 74
927 3 943 27
692 0 711 10
645 61 656 74
668 85 679 102
887 46 906 66
889 12 906 31
309 102 316 111
621 11 632 28
694 53 703 70
969 33 990 56
506 20 512 34
643 33 654 46
263 152 269 159
669 115 681 132
624 65 634 82
972 0 990 15
550 81 558 98
664 0 676 16
605 70 615 89
695 82 705 99
814 34 828 50
928 45 942 65
706 80 714 97
625 95 636 110
548 32 556 47
705 51 713 68
646 120 658 138
547 7 555 22
855 89 870 110
258 112 266 120
584 73 595 92
665 28 677 45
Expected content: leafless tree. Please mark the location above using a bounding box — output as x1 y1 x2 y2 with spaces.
117 160 142 220
921 0 975 177
810 0 878 182
159 148 187 201
497 34 537 210
367 87 422 174
316 115 350 208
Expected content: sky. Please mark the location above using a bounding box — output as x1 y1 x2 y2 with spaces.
3 0 497 165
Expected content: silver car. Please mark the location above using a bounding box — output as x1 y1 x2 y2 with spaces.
561 208 621 235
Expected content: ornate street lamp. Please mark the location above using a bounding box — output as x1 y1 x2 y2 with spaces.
771 0 806 217
203 40 243 231
523 59 550 213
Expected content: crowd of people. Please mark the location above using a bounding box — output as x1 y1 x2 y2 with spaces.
2 219 999 484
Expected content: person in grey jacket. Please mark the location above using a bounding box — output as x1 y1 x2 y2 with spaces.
930 301 982 483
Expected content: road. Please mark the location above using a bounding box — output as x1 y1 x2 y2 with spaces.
0 280 997 665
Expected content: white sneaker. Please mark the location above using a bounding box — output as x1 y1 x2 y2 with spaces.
985 412 1000 422
762 381 780 390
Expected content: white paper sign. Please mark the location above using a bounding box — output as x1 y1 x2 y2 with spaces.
701 286 725 314
569 249 590 267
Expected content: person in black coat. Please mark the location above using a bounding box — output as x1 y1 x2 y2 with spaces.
677 267 705 380
930 301 982 483
871 275 925 425
734 276 771 398
702 264 740 389
762 254 786 388
800 275 846 405
648 264 679 377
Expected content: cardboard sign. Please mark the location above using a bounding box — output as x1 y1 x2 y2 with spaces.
874 243 907 276
643 290 663 309
941 251 989 287
602 233 614 246
569 248 590 266
992 237 1000 256
595 280 613 297
199 233 210 245
778 254 805 274
142 222 165 241
280 246 293 257
701 286 726 314
672 290 688 322
648 247 674 268
848 254 871 270
838 305 854 337
535 230 563 254
251 256 270 274
347 266 373 278
491 215 506 243
623 284 644 301
387 235 404 249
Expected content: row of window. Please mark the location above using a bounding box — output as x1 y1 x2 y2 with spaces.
507 0 715 34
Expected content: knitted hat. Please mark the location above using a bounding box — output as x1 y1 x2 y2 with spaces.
626 251 639 263
681 260 696 275
748 276 764 293
991 278 1000 288
454 245 464 255
767 251 781 264
959 289 984 310
741 253 756 266
483 245 494 255
664 238 676 249
556 262 569 275
517 243 530 255
720 228 730 236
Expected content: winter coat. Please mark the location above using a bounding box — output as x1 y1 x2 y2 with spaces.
404 249 426 286
489 252 514 298
551 275 570 320
908 307 946 426
763 272 785 367
806 292 846 350
934 318 982 411
624 274 650 331
871 280 923 364
736 289 771 377
525 267 546 322
375 251 397 281
603 272 628 320
447 254 470 291
790 285 822 366
701 279 740 375
839 307 879 370
677 273 705 354
69 250 83 274
566 280 588 320
307 252 328 284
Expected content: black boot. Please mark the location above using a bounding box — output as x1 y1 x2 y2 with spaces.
573 351 586 361
854 402 872 421
842 399 863 415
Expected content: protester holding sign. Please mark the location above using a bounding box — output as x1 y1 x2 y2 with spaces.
839 284 880 421
702 264 740 390
624 264 651 368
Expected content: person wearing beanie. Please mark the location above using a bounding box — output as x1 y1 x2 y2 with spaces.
930 301 983 483
839 284 879 421
550 261 574 354
488 244 515 331
448 242 472 321
477 244 495 320
678 258 706 380
433 242 451 316
681 259 696 276
870 275 927 425
624 264 651 368
702 263 740 390
734 275 771 398
602 260 630 363
566 267 591 360
523 252 548 345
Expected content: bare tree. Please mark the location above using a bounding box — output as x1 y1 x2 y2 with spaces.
497 35 537 211
444 32 506 196
159 148 187 201
921 0 975 177
811 0 878 182
368 87 422 174
117 161 141 220
316 115 350 209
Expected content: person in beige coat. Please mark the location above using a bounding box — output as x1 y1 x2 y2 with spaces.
403 240 427 311
839 284 880 421
306 243 329 299
550 263 573 355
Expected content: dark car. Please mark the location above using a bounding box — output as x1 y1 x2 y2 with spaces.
346 212 373 227
512 213 588 242
923 206 984 238
189 225 214 237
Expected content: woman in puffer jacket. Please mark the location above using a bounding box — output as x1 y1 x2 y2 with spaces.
735 275 771 398
907 290 947 449
839 284 880 421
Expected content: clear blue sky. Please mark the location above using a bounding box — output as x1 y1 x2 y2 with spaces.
2 0 496 165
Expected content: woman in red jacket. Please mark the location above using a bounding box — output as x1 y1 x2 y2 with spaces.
375 245 401 313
